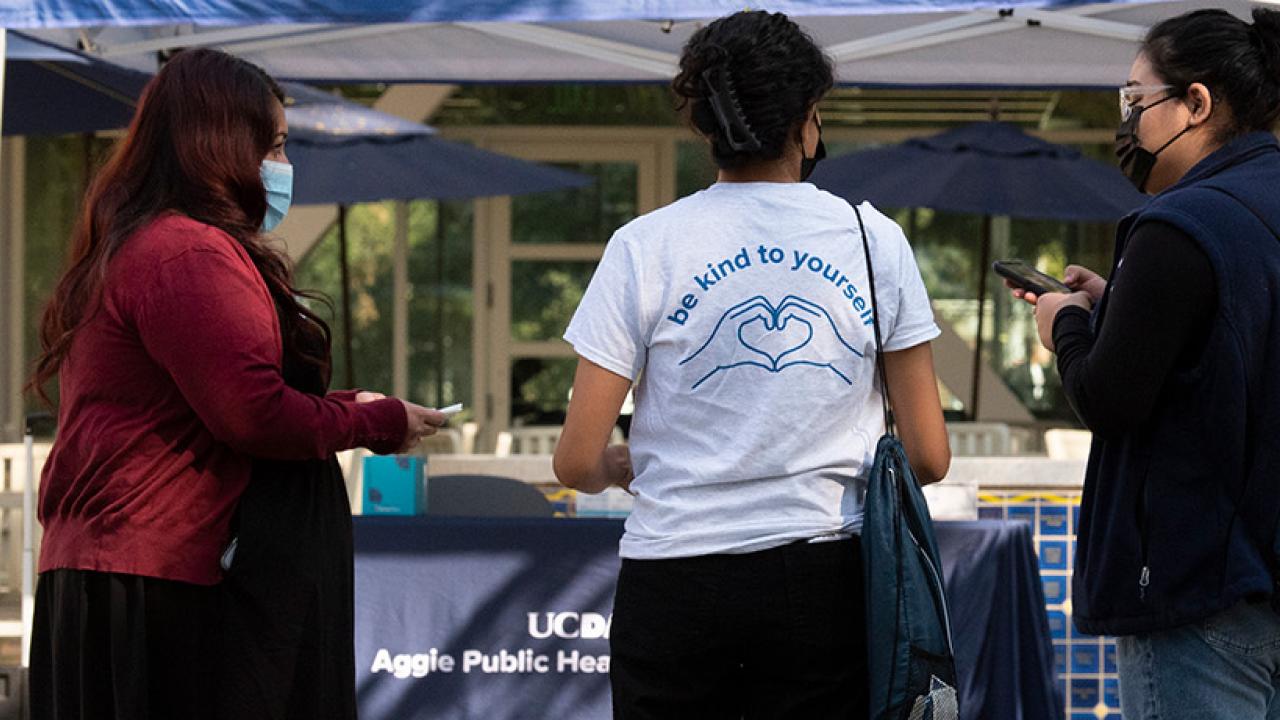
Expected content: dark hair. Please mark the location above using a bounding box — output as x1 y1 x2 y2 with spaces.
30 48 331 403
672 11 834 170
1142 7 1280 141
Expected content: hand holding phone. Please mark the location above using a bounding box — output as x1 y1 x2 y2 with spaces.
993 260 1072 296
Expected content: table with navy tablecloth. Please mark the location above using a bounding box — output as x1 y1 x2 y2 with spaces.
353 517 1062 720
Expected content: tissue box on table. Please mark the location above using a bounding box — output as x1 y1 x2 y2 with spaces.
362 455 426 516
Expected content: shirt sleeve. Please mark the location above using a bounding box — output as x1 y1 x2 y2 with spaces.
1052 221 1216 437
136 243 407 459
883 219 941 352
326 389 361 403
563 232 647 381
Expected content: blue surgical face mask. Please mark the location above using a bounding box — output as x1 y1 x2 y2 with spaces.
260 159 293 232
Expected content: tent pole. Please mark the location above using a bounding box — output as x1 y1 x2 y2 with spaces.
392 201 409 399
436 202 446 407
2 28 30 669
338 205 355 389
0 29 7 146
970 215 992 420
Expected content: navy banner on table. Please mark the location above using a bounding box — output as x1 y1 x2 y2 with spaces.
354 517 1060 720
936 521 1065 720
354 517 624 720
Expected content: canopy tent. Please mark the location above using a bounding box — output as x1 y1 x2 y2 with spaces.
0 0 1128 26
5 0 1263 88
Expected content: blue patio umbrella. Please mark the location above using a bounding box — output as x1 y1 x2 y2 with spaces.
283 82 590 204
4 32 144 136
810 122 1146 417
281 83 593 386
810 121 1144 221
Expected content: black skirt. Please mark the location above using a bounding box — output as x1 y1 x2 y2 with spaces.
29 569 219 720
214 454 357 720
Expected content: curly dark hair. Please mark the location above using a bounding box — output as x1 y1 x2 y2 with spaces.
672 11 834 171
1143 7 1280 141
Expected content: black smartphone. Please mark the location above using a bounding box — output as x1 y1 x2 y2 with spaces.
992 260 1072 296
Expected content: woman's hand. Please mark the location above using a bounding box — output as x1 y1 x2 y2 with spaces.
351 391 443 454
1034 292 1093 352
603 444 634 493
1005 264 1105 306
396 400 447 453
1064 265 1106 303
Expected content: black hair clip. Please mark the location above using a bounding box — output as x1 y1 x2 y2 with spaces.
701 65 762 152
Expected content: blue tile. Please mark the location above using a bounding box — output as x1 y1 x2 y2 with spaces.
1104 642 1118 673
1039 505 1070 535
1071 644 1100 673
1056 678 1067 706
1042 575 1069 604
1047 610 1068 639
1071 679 1101 709
978 505 1004 520
1040 540 1069 570
1072 715 1098 720
1009 505 1037 527
1054 644 1068 676
1070 618 1091 639
1072 504 1081 531
1104 678 1120 707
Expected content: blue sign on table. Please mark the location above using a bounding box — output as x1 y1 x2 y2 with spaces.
353 518 1062 720
354 517 623 719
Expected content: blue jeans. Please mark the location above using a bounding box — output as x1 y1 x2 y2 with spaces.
1117 600 1280 719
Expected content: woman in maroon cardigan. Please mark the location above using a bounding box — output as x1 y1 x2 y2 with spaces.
25 49 443 719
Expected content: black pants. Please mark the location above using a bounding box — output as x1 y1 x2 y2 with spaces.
610 536 868 719
29 569 217 720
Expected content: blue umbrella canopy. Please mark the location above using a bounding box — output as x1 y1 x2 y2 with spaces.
810 121 1146 221
279 82 592 386
4 32 144 136
282 83 591 203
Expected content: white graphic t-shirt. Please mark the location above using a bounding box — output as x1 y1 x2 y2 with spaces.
564 182 939 559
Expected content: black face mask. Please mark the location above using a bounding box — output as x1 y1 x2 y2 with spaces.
1115 93 1193 193
800 120 826 182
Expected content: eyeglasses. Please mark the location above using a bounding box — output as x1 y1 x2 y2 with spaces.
1119 84 1174 121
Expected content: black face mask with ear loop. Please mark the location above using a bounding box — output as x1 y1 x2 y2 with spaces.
1115 92 1197 193
800 119 827 182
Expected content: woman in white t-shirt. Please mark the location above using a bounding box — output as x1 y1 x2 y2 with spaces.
554 11 950 718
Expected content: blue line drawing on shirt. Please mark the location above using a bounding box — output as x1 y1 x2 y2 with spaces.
679 295 865 390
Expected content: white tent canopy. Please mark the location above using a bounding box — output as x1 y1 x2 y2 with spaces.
12 0 1265 87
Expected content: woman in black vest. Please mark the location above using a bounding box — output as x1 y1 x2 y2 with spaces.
1015 9 1280 719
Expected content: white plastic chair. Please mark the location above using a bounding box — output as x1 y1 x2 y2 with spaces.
1044 429 1093 460
495 426 624 456
945 422 1012 456
418 428 464 455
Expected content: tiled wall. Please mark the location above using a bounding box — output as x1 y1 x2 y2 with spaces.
979 492 1122 720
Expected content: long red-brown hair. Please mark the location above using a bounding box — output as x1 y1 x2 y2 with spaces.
30 48 330 403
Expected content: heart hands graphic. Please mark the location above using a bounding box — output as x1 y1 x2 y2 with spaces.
738 313 813 369
679 295 865 390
